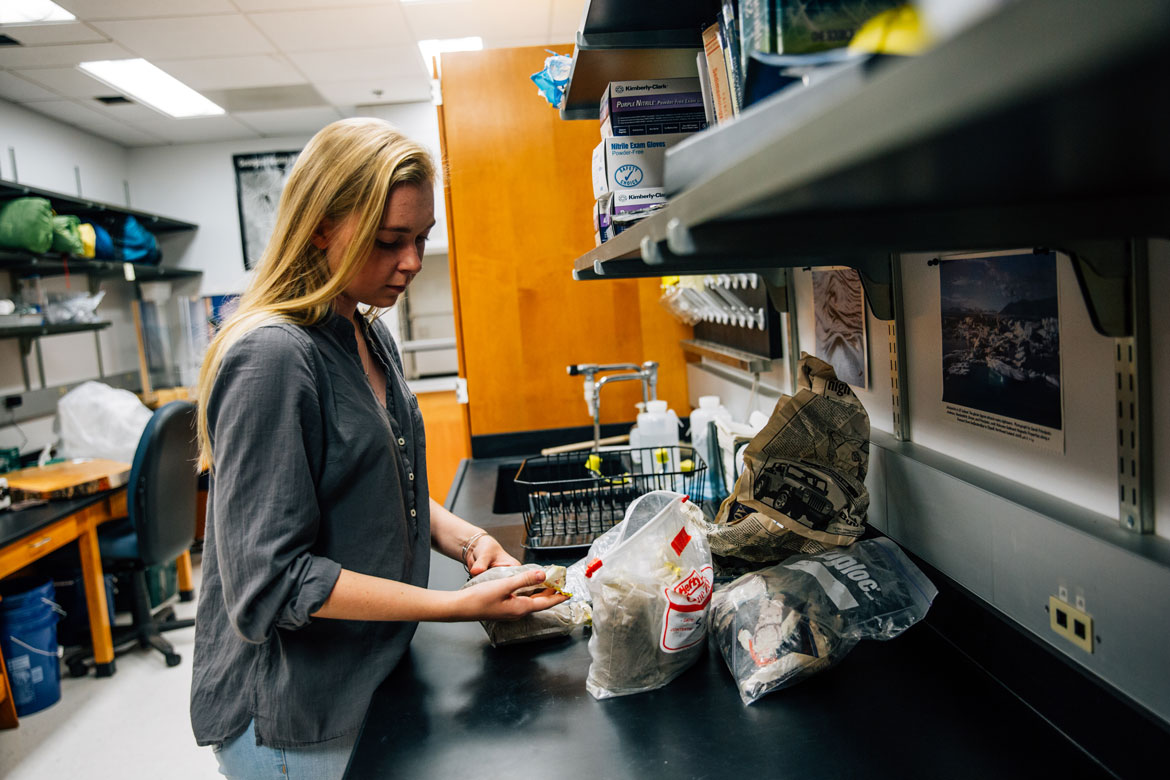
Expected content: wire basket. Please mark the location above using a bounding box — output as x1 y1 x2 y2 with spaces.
515 445 706 550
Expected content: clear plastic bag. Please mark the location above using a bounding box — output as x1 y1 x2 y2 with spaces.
585 494 714 699
565 490 683 601
57 381 152 464
461 564 590 647
710 537 937 705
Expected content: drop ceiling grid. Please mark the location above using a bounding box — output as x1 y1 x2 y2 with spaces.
0 0 583 146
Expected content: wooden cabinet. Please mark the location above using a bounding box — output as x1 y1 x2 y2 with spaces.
438 46 693 442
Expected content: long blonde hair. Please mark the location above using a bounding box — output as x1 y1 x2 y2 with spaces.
196 118 435 469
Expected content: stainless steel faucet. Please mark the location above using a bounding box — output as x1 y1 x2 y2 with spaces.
567 361 659 451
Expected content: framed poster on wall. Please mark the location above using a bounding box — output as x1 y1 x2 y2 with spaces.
939 249 1064 452
233 150 300 270
812 267 868 388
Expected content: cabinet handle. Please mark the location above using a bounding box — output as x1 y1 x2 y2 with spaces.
28 536 52 549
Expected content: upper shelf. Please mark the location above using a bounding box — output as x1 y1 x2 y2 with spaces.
0 250 202 281
570 0 1170 296
0 179 197 234
558 0 717 119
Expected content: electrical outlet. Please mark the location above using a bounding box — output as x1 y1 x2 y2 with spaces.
1049 595 1093 653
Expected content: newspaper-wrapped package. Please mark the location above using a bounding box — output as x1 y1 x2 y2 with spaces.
585 494 713 699
462 564 590 647
710 354 870 561
710 538 938 704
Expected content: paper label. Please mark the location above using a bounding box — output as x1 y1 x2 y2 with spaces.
661 565 714 653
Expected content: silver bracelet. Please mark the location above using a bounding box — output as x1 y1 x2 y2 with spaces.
461 531 489 569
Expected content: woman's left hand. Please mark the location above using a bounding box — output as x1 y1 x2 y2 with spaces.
466 535 520 576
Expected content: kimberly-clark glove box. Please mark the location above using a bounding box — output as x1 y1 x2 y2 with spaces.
599 78 708 138
592 133 690 200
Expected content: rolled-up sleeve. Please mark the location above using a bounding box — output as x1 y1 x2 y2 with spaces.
206 325 342 644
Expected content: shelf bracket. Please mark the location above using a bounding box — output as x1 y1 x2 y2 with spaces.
1110 241 1153 534
888 253 910 441
1060 240 1132 338
853 254 895 322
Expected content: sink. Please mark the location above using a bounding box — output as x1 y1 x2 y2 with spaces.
491 462 527 514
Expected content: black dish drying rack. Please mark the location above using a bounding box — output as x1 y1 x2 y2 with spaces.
514 445 706 550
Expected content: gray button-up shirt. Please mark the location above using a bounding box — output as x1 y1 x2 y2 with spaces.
190 312 431 748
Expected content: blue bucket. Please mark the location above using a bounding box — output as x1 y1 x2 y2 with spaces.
0 579 63 716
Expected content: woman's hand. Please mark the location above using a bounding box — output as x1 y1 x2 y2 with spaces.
465 534 520 576
455 568 568 621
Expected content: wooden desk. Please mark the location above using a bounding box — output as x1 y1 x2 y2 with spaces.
0 489 126 728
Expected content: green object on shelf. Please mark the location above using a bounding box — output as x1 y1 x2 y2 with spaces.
0 197 53 254
50 214 84 255
0 447 20 473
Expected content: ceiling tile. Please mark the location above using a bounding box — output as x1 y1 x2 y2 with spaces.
84 98 166 124
0 41 132 68
18 97 112 127
13 66 111 99
287 47 427 83
54 1 237 20
233 106 342 136
0 21 107 46
404 0 550 41
248 6 415 53
314 79 432 107
91 16 273 60
133 115 262 144
153 54 306 91
233 0 386 10
550 0 583 41
0 71 62 102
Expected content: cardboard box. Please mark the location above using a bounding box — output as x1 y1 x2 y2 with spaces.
592 133 690 199
593 189 669 244
599 78 709 137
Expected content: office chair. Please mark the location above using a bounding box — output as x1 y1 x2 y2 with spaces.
65 400 199 676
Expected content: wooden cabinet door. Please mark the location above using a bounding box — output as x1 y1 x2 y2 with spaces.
439 46 693 439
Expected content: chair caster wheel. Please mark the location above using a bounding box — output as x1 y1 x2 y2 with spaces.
165 653 182 667
68 663 88 678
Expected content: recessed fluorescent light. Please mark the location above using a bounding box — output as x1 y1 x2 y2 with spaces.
78 59 225 119
418 36 483 70
0 0 75 24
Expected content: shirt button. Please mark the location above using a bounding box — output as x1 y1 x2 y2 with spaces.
408 473 415 481
397 437 406 446
410 509 417 517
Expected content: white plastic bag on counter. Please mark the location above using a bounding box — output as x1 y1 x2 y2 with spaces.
710 538 937 705
461 564 590 647
57 381 152 464
565 490 683 601
585 494 714 699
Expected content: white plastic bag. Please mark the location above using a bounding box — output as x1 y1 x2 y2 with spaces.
461 564 590 647
57 381 152 464
585 493 714 699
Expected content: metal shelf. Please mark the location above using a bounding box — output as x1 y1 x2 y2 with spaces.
0 321 111 340
0 250 202 281
680 339 774 373
0 178 197 234
558 0 716 119
569 0 1170 336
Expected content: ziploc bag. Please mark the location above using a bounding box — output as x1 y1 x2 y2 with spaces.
710 537 937 705
584 494 713 699
461 564 590 647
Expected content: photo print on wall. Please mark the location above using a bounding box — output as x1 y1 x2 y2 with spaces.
233 150 300 270
939 250 1065 453
812 268 868 388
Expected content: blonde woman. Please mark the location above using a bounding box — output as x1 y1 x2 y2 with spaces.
190 118 565 779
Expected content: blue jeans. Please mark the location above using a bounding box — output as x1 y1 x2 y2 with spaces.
214 719 357 780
